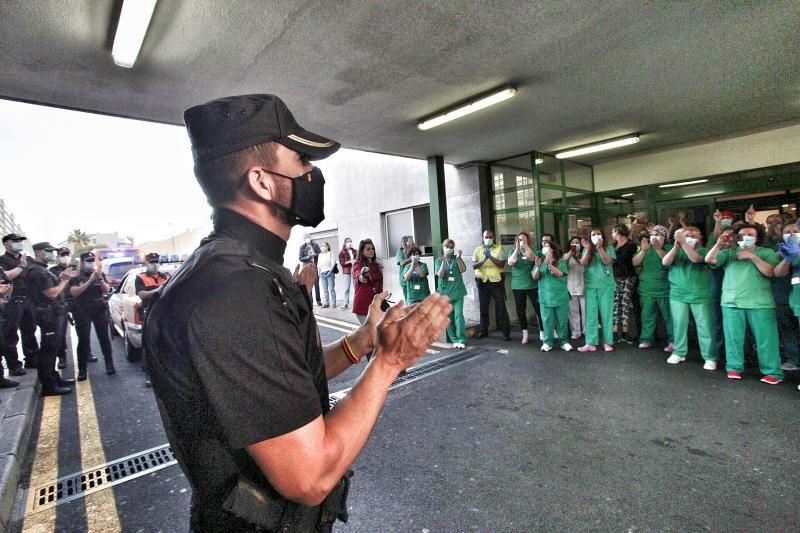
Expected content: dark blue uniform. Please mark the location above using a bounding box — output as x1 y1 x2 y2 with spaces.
0 251 39 372
26 260 68 392
70 271 114 376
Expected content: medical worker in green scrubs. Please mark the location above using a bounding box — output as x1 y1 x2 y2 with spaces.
774 223 800 390
632 225 674 351
507 231 541 344
662 227 716 368
533 241 572 352
395 235 414 296
578 228 616 352
401 245 430 305
436 239 468 349
705 224 783 384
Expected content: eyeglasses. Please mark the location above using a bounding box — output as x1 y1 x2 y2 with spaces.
84 259 95 263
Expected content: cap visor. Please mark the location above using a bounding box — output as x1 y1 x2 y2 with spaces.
279 130 340 160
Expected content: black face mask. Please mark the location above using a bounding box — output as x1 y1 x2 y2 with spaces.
262 166 326 227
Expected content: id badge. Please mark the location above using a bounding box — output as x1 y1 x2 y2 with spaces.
414 284 421 290
448 276 455 282
792 276 800 286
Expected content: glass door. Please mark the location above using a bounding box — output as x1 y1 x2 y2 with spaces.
655 198 715 239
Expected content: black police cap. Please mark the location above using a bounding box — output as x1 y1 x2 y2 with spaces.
2 233 26 243
58 247 71 256
183 94 340 162
80 252 96 261
32 242 57 252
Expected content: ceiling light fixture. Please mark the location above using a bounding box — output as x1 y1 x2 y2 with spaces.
417 86 517 131
621 193 634 197
112 0 158 68
555 135 640 159
658 179 708 189
534 158 544 165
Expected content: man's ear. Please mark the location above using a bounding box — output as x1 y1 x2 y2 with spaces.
243 168 273 202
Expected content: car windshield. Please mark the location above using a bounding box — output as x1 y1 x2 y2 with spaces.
109 263 138 278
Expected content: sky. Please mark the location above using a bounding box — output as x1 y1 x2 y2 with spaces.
0 99 388 247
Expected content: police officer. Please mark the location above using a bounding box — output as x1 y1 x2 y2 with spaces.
26 242 78 396
0 270 19 389
135 252 171 387
49 247 74 370
145 94 451 531
0 233 39 374
69 252 115 380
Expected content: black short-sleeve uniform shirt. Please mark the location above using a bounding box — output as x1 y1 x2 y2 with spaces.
69 271 108 309
145 208 328 529
26 260 57 308
0 252 28 295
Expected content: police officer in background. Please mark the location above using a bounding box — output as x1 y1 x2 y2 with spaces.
69 252 115 380
0 270 19 389
145 94 451 531
0 233 39 374
49 247 74 370
26 242 78 396
135 252 171 387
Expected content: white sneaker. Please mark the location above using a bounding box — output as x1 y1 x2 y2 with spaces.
666 354 686 365
703 360 717 371
781 362 799 371
541 343 552 352
561 343 573 352
539 331 545 341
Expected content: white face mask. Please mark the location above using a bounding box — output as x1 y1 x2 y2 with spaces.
146 263 159 274
82 263 95 273
58 256 70 266
649 236 662 243
738 235 756 249
541 245 551 256
591 235 602 246
720 218 732 229
412 255 420 261
783 233 800 244
483 238 493 247
684 237 698 247
320 246 328 252
305 238 311 244
443 247 454 256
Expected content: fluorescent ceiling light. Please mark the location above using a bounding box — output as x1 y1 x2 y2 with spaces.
555 135 640 159
112 0 158 68
621 193 634 197
418 87 517 131
781 203 789 207
658 179 708 189
534 158 544 165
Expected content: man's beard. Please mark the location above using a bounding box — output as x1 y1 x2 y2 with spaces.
266 178 295 225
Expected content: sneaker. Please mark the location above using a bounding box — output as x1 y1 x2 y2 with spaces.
703 360 717 371
780 362 799 371
603 344 614 352
339 305 349 310
760 375 782 385
620 334 634 344
727 371 742 380
638 342 651 349
539 331 545 341
561 343 573 352
577 344 597 352
666 354 685 364
0 378 20 388
663 343 674 353
541 343 552 352
9 366 26 376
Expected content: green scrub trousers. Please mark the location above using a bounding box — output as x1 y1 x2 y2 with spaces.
639 295 674 345
585 287 614 346
541 303 570 346
721 307 783 378
447 296 466 345
670 300 716 361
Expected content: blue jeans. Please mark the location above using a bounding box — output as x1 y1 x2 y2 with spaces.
320 271 336 306
341 272 352 306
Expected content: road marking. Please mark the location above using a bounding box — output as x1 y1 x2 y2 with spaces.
313 315 359 329
20 393 62 531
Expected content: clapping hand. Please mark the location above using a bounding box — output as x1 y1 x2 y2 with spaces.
736 248 755 261
713 209 722 223
780 238 800 259
745 204 756 223
294 263 318 294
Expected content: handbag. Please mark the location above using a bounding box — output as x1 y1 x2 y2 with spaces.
332 263 339 274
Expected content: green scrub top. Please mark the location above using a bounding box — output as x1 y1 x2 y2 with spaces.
401 262 431 302
638 245 672 297
713 247 779 309
537 259 570 307
583 245 616 289
668 247 711 304
435 257 467 299
510 253 536 290
395 248 408 288
789 256 800 317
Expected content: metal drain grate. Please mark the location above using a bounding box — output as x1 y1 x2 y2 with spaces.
26 444 177 514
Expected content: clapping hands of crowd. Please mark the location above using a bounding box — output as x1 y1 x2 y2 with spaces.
293 262 318 293
60 266 79 282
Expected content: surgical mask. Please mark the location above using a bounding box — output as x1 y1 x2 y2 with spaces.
58 256 70 266
591 235 602 246
146 263 159 274
443 247 454 256
412 255 420 261
305 238 311 244
649 236 662 243
320 246 328 252
784 233 800 244
483 238 493 247
43 251 55 263
11 243 24 253
684 237 698 247
738 235 756 249
263 166 326 227
542 245 551 256
82 263 95 273
720 218 732 229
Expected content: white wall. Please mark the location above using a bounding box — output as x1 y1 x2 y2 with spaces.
593 124 800 191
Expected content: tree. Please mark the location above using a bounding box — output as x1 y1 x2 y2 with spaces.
67 229 93 255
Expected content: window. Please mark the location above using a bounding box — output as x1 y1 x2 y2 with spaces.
383 205 431 257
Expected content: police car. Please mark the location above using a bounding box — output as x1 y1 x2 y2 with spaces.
108 262 181 361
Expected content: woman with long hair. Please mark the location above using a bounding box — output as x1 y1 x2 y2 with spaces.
401 245 430 304
436 238 468 349
316 241 336 308
578 228 616 352
352 239 383 324
564 236 586 339
533 240 572 351
507 231 542 344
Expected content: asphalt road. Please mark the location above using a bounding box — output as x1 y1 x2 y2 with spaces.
11 320 800 532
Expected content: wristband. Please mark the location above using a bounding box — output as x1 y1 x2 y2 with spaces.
341 335 360 364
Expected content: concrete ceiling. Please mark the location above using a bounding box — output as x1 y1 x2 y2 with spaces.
2 0 800 166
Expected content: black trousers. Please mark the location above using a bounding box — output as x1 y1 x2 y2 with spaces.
513 288 542 332
74 304 113 372
477 279 510 337
35 305 65 391
2 296 40 369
